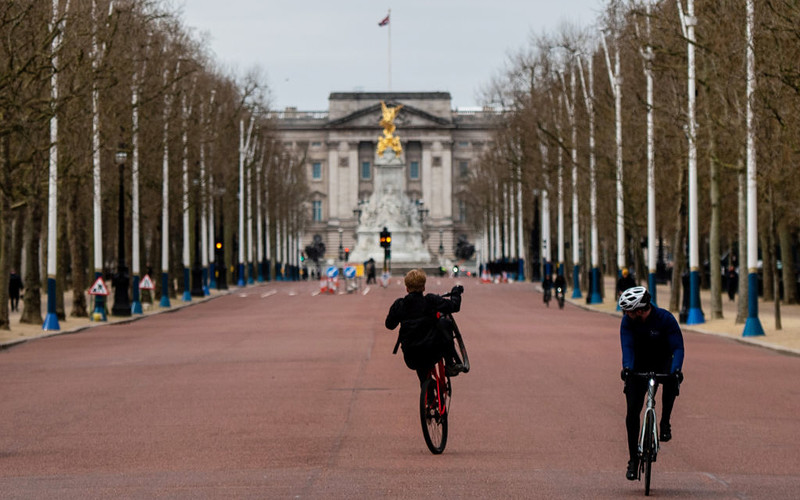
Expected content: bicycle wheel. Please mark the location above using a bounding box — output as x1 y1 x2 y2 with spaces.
642 413 654 495
452 323 470 373
420 377 448 454
557 295 565 309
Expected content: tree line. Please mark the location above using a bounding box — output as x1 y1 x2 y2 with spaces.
466 0 799 324
0 0 308 330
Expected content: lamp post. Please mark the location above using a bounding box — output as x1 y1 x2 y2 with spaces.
112 147 131 316
191 177 204 297
417 201 428 224
338 227 344 261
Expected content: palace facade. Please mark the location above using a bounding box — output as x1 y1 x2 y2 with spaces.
274 92 500 266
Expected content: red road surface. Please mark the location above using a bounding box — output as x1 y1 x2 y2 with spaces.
1 279 798 498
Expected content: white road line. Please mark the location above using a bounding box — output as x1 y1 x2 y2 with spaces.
362 286 371 296
260 291 277 298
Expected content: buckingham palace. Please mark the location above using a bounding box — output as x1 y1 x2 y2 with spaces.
274 91 500 268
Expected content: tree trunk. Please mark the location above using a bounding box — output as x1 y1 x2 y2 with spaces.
0 135 10 331
736 167 748 324
709 140 723 318
761 232 773 302
767 189 781 330
669 164 687 313
67 177 88 317
56 204 67 320
778 221 797 304
20 198 43 325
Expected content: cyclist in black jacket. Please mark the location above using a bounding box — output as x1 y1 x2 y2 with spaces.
618 286 685 481
386 269 465 384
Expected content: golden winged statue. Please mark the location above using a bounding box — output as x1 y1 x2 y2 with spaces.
377 101 404 157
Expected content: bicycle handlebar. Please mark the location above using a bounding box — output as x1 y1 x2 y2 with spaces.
630 372 673 382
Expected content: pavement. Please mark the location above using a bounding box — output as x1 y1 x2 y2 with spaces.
3 275 798 355
0 286 232 349
563 276 800 356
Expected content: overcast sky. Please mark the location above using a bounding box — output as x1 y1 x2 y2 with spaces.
178 1 603 111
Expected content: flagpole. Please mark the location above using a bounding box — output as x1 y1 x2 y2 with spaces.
387 8 392 91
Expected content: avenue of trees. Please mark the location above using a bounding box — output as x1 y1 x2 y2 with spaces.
0 0 308 330
466 0 799 323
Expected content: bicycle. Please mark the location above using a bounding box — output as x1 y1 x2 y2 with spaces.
555 286 565 309
419 294 470 454
543 287 552 307
631 372 672 496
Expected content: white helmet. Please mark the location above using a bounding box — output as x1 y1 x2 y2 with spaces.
618 286 651 311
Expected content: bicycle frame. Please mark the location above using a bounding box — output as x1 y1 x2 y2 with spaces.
638 376 660 460
427 359 449 416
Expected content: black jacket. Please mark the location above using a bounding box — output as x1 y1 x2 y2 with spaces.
385 291 461 350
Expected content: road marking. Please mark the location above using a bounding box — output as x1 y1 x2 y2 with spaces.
261 291 277 298
362 286 370 296
238 293 248 298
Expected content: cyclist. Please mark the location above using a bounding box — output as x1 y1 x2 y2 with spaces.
616 267 636 301
618 286 684 481
554 273 566 303
542 273 554 306
385 269 465 385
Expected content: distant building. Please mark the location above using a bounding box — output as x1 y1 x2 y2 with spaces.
274 91 500 265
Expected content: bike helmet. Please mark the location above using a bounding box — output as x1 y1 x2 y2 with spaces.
618 286 651 311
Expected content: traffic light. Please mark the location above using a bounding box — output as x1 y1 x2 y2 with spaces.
380 227 392 249
344 248 350 262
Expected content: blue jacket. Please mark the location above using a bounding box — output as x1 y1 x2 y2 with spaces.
620 307 684 374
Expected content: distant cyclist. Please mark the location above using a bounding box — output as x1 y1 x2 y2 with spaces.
385 269 465 385
542 273 554 306
554 273 566 301
618 286 684 481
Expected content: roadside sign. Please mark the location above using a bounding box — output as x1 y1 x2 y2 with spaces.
326 266 339 278
355 264 364 277
139 274 155 290
344 266 356 279
88 277 110 296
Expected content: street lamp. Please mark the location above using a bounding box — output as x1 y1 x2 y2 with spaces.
438 229 444 257
191 176 204 297
417 200 429 223
112 147 131 316
338 227 344 261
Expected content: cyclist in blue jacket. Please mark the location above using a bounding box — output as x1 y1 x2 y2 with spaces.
618 286 684 481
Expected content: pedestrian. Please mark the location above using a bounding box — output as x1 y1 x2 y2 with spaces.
616 268 636 299
726 266 738 301
9 268 23 312
618 286 685 481
366 258 376 284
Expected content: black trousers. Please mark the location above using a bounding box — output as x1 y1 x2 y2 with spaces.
408 319 461 386
625 378 679 460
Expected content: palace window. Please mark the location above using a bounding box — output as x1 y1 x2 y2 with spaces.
459 160 469 179
361 161 371 180
312 162 322 180
312 200 323 222
410 161 420 179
